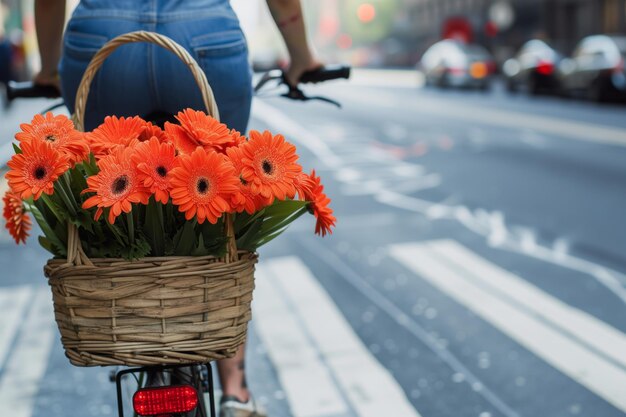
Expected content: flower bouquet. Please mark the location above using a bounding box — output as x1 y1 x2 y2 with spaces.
5 110 335 258
1 31 335 366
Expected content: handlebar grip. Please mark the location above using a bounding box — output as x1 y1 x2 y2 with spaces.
299 65 351 84
7 81 61 101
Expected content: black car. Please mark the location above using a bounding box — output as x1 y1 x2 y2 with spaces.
558 35 626 102
503 40 562 95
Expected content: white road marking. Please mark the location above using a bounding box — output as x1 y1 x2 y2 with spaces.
390 240 626 412
0 285 34 368
256 257 422 417
254 265 350 417
427 240 626 369
0 286 56 417
252 100 626 305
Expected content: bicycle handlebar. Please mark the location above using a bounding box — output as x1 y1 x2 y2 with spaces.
7 64 352 107
299 65 351 84
6 81 61 102
254 65 351 107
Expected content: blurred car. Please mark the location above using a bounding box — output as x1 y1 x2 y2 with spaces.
503 40 563 95
419 39 495 90
558 35 626 102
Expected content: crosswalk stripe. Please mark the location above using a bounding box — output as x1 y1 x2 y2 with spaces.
390 240 626 413
427 240 626 369
0 286 34 368
256 257 421 417
0 286 56 417
254 263 350 417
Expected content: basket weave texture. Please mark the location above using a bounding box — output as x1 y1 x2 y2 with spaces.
43 31 256 367
45 252 257 366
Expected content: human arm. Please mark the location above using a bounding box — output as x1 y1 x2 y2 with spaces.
266 0 322 86
34 0 66 89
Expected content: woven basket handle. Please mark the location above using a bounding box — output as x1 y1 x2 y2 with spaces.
68 30 239 265
73 31 219 129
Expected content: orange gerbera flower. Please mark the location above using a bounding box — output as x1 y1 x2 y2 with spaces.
226 146 270 214
87 116 146 158
131 137 176 204
305 170 336 237
294 171 315 201
169 147 239 224
229 129 247 147
239 130 302 204
15 112 89 165
139 122 169 143
2 190 31 244
82 147 151 224
6 139 70 200
164 109 236 154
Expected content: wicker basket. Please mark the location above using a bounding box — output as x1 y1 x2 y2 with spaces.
43 31 257 367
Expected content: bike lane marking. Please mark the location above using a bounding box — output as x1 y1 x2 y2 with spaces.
0 285 33 369
390 240 626 413
254 264 351 417
0 286 55 417
257 257 422 417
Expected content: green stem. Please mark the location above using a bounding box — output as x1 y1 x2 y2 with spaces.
126 211 135 244
40 194 65 223
157 202 165 234
55 179 77 217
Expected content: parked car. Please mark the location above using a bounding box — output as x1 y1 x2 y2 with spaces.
419 39 495 90
503 39 563 95
558 35 626 102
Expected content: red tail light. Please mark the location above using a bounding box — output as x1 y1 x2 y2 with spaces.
133 385 199 416
536 60 554 76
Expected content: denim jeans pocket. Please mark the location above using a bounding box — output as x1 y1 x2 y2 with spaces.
63 31 109 61
191 30 247 59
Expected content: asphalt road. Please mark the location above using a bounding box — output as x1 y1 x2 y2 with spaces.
1 72 626 417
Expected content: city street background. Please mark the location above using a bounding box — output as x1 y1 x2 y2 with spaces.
2 0 626 417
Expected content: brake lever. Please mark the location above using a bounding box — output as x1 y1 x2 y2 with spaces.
255 68 343 107
253 69 284 93
281 86 342 108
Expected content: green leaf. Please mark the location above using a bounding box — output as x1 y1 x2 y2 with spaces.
38 236 54 254
235 218 263 251
68 166 88 200
122 236 151 260
39 194 66 223
235 200 309 252
144 200 165 256
173 221 196 256
81 154 99 177
12 143 22 154
30 205 66 257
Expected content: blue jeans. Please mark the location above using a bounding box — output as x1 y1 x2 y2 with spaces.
59 0 252 132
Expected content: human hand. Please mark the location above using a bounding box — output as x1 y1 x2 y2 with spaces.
34 70 61 92
285 58 323 87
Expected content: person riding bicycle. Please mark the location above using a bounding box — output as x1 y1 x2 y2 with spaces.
33 1 321 416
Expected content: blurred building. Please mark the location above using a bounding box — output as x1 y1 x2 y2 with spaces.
407 0 626 59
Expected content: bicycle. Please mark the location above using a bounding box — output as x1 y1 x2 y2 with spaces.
7 62 350 417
